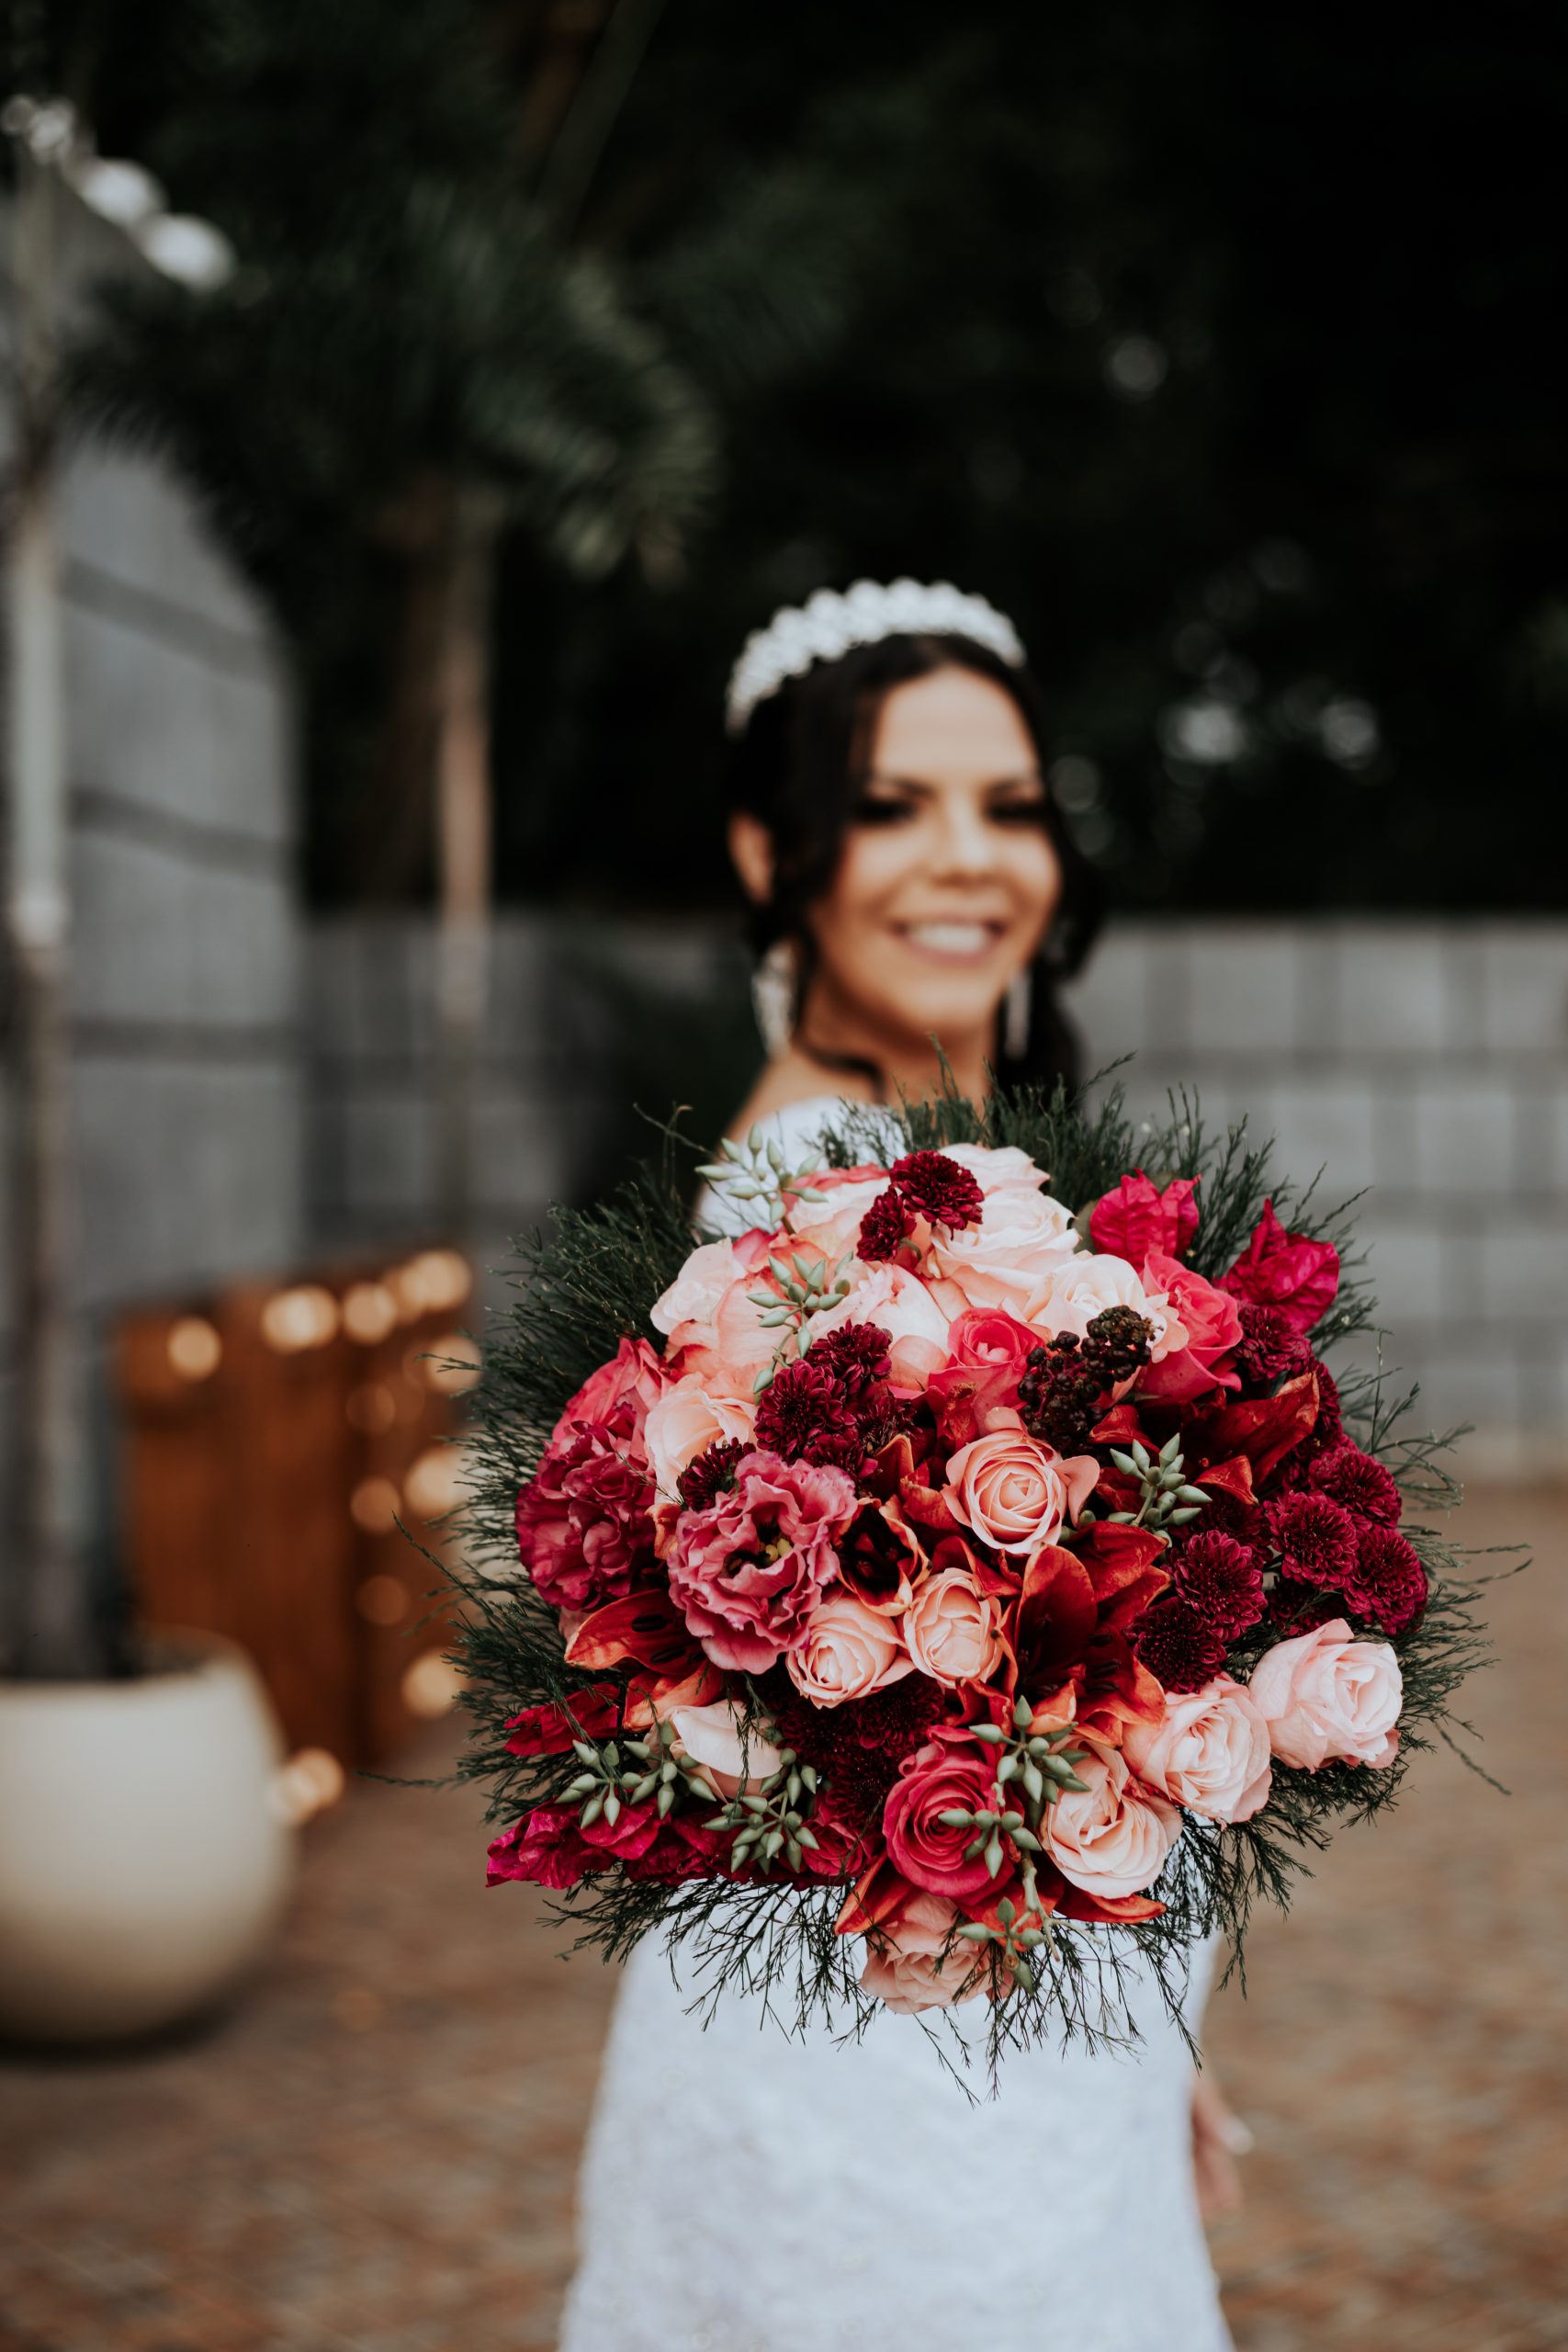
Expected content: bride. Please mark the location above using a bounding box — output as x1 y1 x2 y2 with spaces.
558 582 1247 2352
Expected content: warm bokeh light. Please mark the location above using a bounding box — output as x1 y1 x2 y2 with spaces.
166 1316 222 1381
401 1650 463 1719
402 1442 464 1521
355 1573 409 1626
345 1380 398 1434
341 1280 399 1346
268 1746 346 1826
261 1284 340 1353
349 1476 401 1535
424 1332 481 1395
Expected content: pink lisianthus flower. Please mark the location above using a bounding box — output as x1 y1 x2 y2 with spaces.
1134 1251 1244 1403
859 1887 986 2016
667 1447 857 1672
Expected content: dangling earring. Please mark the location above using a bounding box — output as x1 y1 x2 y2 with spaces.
751 936 798 1059
1003 965 1032 1063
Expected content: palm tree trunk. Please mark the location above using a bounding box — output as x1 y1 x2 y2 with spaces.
433 491 498 1241
4 143 91 1677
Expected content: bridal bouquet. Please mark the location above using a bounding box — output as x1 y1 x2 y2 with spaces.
460 1089 1483 2059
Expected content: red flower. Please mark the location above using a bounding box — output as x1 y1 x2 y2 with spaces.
486 1806 610 1891
1220 1202 1340 1335
1267 1491 1358 1589
1134 1600 1228 1693
515 1429 656 1613
1089 1170 1200 1263
1309 1442 1401 1525
889 1150 986 1233
677 1437 745 1512
752 1355 862 1466
1346 1525 1428 1634
882 1726 1007 1902
1169 1529 1265 1640
1235 1302 1312 1387
808 1320 894 1394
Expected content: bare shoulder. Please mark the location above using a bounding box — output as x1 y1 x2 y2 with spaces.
727 1049 878 1142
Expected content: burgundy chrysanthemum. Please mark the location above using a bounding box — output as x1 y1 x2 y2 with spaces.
888 1150 986 1234
1347 1524 1428 1635
676 1437 745 1513
1169 1529 1266 1641
807 1319 893 1396
1236 1301 1312 1387
857 1187 915 1263
752 1356 860 1464
759 1666 949 1826
1268 1577 1341 1634
1191 1483 1266 1549
1267 1490 1359 1590
1310 1442 1402 1526
1134 1599 1228 1693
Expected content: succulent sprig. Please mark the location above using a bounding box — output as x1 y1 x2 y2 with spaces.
1104 1433 1210 1532
695 1127 829 1233
563 1717 721 1828
704 1745 822 1873
746 1249 854 1393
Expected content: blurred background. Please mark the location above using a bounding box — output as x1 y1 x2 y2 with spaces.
1 4 1564 2347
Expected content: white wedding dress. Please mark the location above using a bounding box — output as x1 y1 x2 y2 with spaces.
558 1098 1233 2352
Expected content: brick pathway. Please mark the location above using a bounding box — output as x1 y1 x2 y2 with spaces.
3 1484 1564 2351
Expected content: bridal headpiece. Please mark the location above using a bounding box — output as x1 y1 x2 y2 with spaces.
725 577 1025 735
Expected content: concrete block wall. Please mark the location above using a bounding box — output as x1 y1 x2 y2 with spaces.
1065 921 1568 1466
304 911 1566 1465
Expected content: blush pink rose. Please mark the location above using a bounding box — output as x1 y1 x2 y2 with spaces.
944 1418 1099 1558
643 1373 755 1501
667 1448 856 1671
664 1698 784 1797
786 1590 914 1708
882 1727 1005 1901
1135 1251 1244 1403
1247 1618 1402 1770
902 1566 1004 1688
858 1888 986 2016
1122 1673 1273 1823
925 1182 1078 1322
1042 1746 1181 1901
937 1142 1049 1195
788 1165 896 1261
926 1307 1042 1442
806 1261 953 1388
650 1238 739 1352
1032 1250 1180 1354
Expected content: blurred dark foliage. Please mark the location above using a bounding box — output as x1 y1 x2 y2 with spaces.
44 0 1568 912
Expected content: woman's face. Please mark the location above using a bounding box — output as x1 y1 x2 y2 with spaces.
805 665 1062 1053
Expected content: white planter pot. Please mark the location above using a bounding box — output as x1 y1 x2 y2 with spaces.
0 1631 296 2043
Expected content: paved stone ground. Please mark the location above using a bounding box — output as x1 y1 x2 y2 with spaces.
3 1484 1563 2352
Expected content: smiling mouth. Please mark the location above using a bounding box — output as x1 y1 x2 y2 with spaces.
894 921 1009 962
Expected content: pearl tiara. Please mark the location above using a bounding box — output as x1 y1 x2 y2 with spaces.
725 577 1026 735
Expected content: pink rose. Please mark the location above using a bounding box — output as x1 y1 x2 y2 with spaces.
650 1238 739 1352
1089 1170 1200 1263
667 1448 856 1672
858 1887 986 2016
806 1261 953 1388
788 1166 897 1261
664 1698 784 1797
552 1335 665 1442
925 1181 1078 1323
882 1727 1005 1901
903 1566 1004 1688
945 1419 1099 1558
1247 1618 1402 1769
1032 1250 1180 1354
937 1143 1049 1195
1122 1674 1273 1823
786 1590 914 1708
1135 1252 1244 1403
926 1306 1041 1442
1220 1201 1341 1335
644 1372 755 1500
1042 1746 1181 1901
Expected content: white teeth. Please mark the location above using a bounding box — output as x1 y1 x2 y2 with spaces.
902 923 997 955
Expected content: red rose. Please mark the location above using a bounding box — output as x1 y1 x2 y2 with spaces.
1219 1202 1340 1335
881 1725 1005 1902
1135 1251 1243 1403
1089 1170 1200 1263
